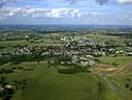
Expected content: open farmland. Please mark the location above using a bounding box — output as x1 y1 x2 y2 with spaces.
0 25 132 100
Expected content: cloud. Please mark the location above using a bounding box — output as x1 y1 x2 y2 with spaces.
47 8 80 18
66 0 110 5
66 0 132 5
0 7 81 18
0 0 17 8
0 0 6 8
0 0 132 9
65 0 84 4
117 0 132 4
95 0 109 5
0 0 110 8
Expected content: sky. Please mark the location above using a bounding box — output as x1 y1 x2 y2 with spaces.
0 0 132 25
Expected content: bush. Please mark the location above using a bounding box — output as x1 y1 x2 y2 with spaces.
112 62 118 66
58 67 78 74
4 69 14 74
125 84 129 88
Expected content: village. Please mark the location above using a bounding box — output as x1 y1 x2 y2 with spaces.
0 29 132 100
0 34 132 66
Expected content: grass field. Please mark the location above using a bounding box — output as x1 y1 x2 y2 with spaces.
97 56 132 66
0 61 131 100
0 38 61 52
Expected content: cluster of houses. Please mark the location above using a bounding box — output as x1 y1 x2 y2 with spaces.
72 55 96 67
0 35 132 66
61 36 132 57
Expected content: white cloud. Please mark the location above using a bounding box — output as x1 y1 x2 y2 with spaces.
0 7 112 22
47 8 79 18
117 0 132 4
0 7 81 18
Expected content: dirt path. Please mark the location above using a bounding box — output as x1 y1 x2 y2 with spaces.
92 63 132 77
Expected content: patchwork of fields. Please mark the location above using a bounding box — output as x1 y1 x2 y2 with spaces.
0 26 132 100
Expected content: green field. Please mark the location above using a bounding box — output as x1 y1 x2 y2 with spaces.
0 61 131 100
98 56 132 66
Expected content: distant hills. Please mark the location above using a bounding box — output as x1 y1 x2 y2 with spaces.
0 25 132 32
